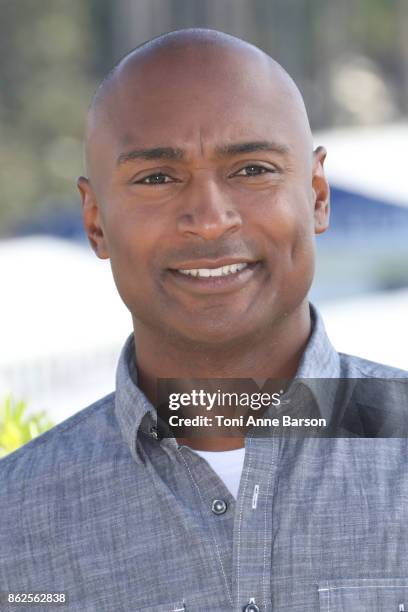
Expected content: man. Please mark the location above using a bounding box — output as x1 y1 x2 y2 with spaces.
1 28 408 612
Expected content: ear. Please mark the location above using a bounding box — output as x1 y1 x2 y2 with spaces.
312 146 330 235
77 176 110 259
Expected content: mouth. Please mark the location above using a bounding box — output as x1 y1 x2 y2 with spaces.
177 261 251 278
167 259 262 294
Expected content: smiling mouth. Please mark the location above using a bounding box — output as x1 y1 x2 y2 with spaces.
177 262 249 278
167 260 262 293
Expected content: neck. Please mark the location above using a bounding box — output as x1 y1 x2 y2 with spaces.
133 301 312 450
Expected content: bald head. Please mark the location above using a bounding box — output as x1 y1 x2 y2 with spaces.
85 28 312 178
90 28 306 115
91 29 260 109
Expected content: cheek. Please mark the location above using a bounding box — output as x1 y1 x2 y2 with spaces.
285 210 316 300
256 189 314 249
285 205 316 274
256 190 316 287
291 226 316 275
101 206 159 308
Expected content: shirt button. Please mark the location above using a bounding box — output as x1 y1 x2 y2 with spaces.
211 499 227 515
243 604 260 612
150 426 161 440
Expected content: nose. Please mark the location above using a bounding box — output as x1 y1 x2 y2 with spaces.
176 175 242 241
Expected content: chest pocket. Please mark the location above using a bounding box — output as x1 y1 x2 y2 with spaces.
318 579 408 611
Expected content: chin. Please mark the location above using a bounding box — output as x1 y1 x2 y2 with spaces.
169 317 263 350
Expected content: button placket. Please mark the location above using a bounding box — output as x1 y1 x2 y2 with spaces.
234 435 276 611
243 597 260 611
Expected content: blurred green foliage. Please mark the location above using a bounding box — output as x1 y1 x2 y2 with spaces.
0 395 54 458
0 0 105 236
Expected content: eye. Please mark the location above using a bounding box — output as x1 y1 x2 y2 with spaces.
135 172 174 185
234 164 276 177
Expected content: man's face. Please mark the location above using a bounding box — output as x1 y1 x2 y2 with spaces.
80 46 328 348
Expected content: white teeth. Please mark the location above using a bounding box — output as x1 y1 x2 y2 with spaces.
178 262 248 277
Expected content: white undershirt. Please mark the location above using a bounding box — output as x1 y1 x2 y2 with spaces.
192 447 246 498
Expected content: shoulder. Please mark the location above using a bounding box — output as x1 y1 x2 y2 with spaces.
0 391 117 486
338 352 408 379
0 391 132 575
336 353 408 436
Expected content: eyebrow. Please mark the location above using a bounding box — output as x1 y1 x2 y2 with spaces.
117 147 184 165
116 140 290 166
214 140 290 157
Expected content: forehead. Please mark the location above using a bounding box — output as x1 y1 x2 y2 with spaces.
89 45 310 167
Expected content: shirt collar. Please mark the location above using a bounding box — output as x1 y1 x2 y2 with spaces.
114 333 158 464
289 303 341 424
296 303 340 378
114 303 341 462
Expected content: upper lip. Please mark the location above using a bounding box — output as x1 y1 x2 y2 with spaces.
169 257 258 270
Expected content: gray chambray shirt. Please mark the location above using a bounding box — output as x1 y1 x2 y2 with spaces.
1 304 408 612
